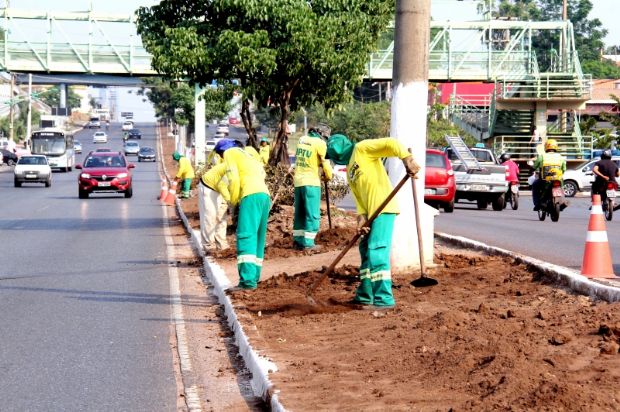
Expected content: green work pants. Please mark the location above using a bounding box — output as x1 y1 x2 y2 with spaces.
293 186 321 248
181 178 192 198
354 213 396 307
236 193 271 289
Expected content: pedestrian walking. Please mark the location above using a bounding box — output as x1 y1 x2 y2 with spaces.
292 128 333 250
214 139 271 290
172 151 195 198
198 162 230 252
529 126 542 156
326 135 420 309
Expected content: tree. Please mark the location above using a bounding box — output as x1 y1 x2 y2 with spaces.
38 86 81 109
136 0 393 165
0 101 41 141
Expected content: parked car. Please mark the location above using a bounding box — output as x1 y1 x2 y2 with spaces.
93 131 108 144
137 147 156 162
76 152 134 198
216 123 229 135
562 157 620 197
73 140 82 154
0 148 18 166
425 148 456 212
124 141 140 156
14 155 52 187
121 120 134 131
127 128 142 139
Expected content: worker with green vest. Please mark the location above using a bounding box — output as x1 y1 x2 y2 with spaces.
172 151 195 198
293 128 333 250
259 137 270 165
326 135 420 309
532 138 567 211
214 139 271 290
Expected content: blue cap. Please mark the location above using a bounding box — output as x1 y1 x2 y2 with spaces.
214 139 236 155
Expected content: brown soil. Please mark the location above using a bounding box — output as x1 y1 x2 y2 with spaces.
229 249 620 411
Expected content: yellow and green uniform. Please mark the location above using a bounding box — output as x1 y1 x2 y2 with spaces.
327 136 410 307
532 152 566 208
259 145 270 165
199 163 230 250
221 147 271 289
176 156 195 198
293 134 333 248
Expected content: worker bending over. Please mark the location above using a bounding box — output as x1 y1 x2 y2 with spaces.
326 135 420 309
172 151 195 199
293 128 333 250
214 139 271 290
199 162 230 252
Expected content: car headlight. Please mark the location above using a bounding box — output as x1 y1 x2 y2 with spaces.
81 173 90 179
117 173 128 179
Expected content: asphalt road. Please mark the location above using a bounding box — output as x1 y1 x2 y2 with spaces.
0 124 177 411
435 195 620 273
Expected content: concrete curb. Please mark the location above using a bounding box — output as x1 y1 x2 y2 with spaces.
157 126 286 411
436 232 620 303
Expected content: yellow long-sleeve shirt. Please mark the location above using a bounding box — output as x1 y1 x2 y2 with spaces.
175 156 195 179
244 146 263 164
293 135 333 187
222 147 270 206
347 138 410 217
259 145 270 165
201 163 230 203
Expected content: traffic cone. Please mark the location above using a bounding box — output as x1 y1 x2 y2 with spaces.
163 181 178 206
581 194 617 278
159 178 168 202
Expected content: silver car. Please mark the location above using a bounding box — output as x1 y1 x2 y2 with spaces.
124 141 140 156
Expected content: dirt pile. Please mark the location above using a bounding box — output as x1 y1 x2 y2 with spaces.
230 251 620 411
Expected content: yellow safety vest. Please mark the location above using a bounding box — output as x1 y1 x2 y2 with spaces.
222 147 270 206
293 135 333 187
541 152 564 182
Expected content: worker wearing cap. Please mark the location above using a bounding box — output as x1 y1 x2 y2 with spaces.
259 137 270 165
214 139 271 289
293 128 333 250
172 151 195 198
326 135 420 308
198 162 230 251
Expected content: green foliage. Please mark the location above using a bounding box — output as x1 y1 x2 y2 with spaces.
0 101 41 141
427 119 477 148
38 86 81 109
582 60 620 80
136 0 394 164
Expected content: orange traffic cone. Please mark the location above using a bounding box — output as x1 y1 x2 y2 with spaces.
159 178 168 202
581 194 617 278
164 181 178 206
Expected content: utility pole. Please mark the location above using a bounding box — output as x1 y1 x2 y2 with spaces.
9 72 14 142
388 0 433 270
560 0 568 132
26 73 32 147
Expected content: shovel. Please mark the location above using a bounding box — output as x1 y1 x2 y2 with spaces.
306 174 410 304
409 174 439 288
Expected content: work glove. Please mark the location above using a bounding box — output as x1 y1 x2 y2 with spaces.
402 155 421 178
357 215 370 236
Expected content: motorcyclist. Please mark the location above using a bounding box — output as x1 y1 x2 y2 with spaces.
532 139 566 211
591 149 619 205
500 153 520 186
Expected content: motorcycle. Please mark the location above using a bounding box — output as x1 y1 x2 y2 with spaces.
538 179 565 222
505 181 519 210
599 181 617 221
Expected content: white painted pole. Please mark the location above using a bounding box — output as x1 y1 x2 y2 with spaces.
194 84 206 167
26 73 32 146
388 0 434 270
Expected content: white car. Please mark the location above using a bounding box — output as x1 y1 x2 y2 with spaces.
14 155 52 187
122 121 134 131
216 123 229 135
562 157 620 197
124 141 140 156
93 131 108 144
205 140 216 153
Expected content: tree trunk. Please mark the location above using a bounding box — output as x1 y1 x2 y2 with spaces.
240 98 258 149
269 89 293 167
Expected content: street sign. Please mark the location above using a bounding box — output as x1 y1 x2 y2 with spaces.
121 112 134 119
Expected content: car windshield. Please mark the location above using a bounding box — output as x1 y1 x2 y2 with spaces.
139 148 153 153
85 156 126 168
127 142 138 147
426 153 447 168
19 156 47 165
94 132 105 136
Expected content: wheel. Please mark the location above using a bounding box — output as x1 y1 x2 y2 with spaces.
606 199 613 221
124 186 133 198
443 200 454 213
7 159 15 166
476 199 488 210
563 180 578 198
68 166 72 172
79 189 89 199
492 195 505 211
550 203 560 222
138 158 142 162
14 179 21 188
63 167 68 172
45 178 51 188
510 192 519 210
538 209 546 221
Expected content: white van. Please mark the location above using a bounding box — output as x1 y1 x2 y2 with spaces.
122 120 134 131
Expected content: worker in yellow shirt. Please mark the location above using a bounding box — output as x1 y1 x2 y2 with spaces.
199 163 230 252
326 135 420 309
172 151 195 198
259 137 270 165
214 139 271 290
293 128 333 250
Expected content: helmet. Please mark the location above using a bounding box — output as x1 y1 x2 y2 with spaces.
172 151 181 161
260 137 269 143
602 149 612 160
214 139 236 156
544 139 558 152
499 153 511 163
